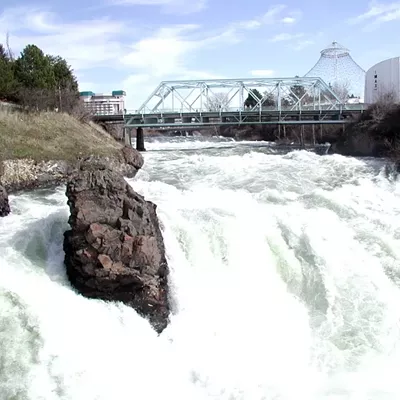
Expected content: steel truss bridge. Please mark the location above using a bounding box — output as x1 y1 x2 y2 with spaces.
94 77 365 129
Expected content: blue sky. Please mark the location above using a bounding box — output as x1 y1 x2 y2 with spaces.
0 0 400 108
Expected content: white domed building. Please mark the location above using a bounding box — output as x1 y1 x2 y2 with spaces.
304 41 365 101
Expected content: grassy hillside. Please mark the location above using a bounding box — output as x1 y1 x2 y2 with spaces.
0 108 122 161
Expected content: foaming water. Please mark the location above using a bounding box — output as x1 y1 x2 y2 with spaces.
1 138 400 399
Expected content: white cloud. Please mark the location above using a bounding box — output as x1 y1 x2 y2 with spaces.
109 0 207 14
250 69 275 77
269 32 304 42
267 30 318 51
121 4 293 75
122 70 225 110
0 4 303 107
281 10 302 24
1 4 291 73
120 10 283 108
0 7 126 69
292 39 315 51
348 1 400 26
199 5 292 47
121 25 199 75
282 17 296 23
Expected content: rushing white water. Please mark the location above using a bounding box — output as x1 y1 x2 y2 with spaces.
1 137 400 400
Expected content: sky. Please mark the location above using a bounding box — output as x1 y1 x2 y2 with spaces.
0 0 400 109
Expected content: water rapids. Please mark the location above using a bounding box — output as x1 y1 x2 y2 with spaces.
1 137 400 400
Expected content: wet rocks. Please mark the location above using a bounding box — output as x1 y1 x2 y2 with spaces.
121 145 144 173
0 185 10 217
80 146 144 179
63 161 170 333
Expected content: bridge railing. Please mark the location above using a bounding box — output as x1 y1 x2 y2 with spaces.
121 103 365 116
91 103 368 116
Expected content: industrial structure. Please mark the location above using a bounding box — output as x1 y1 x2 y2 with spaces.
304 41 365 101
89 44 370 150
135 77 345 115
364 56 400 104
79 90 126 115
93 77 365 127
91 77 365 151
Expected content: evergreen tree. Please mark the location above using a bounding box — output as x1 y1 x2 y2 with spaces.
47 55 78 92
1 41 80 110
0 44 8 61
244 89 276 108
244 89 263 108
287 76 310 106
14 44 55 89
0 43 17 101
0 59 15 100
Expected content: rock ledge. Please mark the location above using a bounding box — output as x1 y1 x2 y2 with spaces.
0 146 144 193
63 161 169 333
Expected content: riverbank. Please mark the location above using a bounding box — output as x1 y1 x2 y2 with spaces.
0 109 121 161
0 109 142 192
154 103 400 162
332 101 400 161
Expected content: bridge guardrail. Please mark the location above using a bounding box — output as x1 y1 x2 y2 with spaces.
121 104 365 116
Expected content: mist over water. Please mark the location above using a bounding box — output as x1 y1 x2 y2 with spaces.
1 137 400 399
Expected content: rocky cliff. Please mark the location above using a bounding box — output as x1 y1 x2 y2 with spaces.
63 159 170 333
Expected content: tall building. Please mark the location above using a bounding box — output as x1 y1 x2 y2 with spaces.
79 90 126 115
364 57 400 104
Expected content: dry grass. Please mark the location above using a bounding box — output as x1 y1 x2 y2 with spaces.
0 108 122 161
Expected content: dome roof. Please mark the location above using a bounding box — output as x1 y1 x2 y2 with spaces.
304 41 365 98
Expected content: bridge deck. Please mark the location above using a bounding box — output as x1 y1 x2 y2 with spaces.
94 106 365 128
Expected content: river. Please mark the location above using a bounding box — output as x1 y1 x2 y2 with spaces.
1 137 400 400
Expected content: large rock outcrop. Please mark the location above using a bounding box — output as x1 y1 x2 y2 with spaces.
0 146 144 193
0 185 10 217
63 160 169 333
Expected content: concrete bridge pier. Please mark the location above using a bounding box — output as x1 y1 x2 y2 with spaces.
136 127 146 151
123 127 132 146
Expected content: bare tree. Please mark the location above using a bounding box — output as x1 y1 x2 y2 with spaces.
5 32 14 61
16 85 85 117
206 92 230 111
370 89 397 122
331 80 351 103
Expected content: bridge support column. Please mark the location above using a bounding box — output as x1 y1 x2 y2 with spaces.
124 127 132 146
312 124 316 145
136 127 146 151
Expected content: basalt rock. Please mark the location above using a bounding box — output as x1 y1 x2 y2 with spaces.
81 146 144 179
0 185 10 217
63 162 170 333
